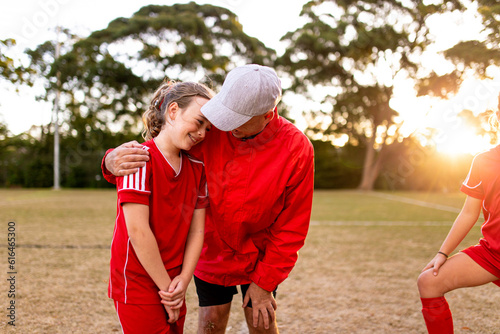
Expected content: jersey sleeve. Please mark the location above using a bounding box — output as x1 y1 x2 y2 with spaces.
195 166 209 209
460 154 484 200
117 163 151 206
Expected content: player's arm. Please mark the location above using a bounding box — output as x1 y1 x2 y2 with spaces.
103 141 150 178
122 202 178 323
160 208 205 308
422 195 482 275
179 207 205 283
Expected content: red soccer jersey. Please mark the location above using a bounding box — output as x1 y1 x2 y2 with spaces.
109 139 208 304
461 145 500 259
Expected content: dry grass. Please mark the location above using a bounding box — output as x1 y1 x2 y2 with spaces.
0 189 499 333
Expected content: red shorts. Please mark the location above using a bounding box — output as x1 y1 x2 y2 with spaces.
114 300 186 334
462 243 500 287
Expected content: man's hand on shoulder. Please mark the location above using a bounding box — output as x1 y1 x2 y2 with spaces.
105 141 150 176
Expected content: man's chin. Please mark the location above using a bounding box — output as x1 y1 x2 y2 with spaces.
231 131 244 138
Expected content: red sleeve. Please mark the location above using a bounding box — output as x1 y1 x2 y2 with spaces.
195 167 209 209
101 148 117 185
117 162 151 206
249 139 315 291
188 141 206 162
460 154 484 200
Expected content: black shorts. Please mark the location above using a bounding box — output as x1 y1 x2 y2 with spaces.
193 275 277 308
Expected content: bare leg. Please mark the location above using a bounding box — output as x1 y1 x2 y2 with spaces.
418 252 499 298
198 303 232 334
244 307 279 334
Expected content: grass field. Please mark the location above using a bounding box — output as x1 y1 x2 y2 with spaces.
0 189 499 333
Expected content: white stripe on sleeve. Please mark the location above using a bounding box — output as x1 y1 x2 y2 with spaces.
141 165 146 191
134 169 139 189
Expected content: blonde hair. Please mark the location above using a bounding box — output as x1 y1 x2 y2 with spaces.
142 81 214 140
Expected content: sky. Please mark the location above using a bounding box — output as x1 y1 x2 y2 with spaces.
1 0 499 154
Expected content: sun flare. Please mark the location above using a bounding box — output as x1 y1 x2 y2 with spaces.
392 76 500 156
434 122 493 155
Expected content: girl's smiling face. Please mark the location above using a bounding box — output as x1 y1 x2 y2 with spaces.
168 96 211 151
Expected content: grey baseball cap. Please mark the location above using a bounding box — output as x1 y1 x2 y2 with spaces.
201 64 282 131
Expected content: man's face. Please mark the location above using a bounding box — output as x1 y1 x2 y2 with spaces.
230 112 273 139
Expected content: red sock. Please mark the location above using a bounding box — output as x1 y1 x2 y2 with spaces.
421 297 453 334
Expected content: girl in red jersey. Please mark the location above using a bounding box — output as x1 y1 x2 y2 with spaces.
109 81 213 334
417 93 500 334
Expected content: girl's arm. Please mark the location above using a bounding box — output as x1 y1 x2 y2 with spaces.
122 203 178 322
159 208 205 308
179 207 205 279
423 195 482 275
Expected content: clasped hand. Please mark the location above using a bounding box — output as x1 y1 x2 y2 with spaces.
158 275 189 323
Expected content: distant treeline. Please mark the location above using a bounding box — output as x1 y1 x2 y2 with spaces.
0 124 473 191
312 140 473 192
0 124 140 188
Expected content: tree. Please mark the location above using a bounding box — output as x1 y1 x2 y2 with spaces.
0 39 30 85
14 2 275 187
26 3 276 138
414 1 500 161
279 0 464 190
418 1 500 97
61 3 275 130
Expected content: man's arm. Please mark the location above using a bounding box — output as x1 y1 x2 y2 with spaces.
245 138 315 328
102 141 150 180
249 141 314 291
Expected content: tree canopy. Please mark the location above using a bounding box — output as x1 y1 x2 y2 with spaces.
0 39 32 86
418 0 500 97
26 3 276 137
279 0 465 189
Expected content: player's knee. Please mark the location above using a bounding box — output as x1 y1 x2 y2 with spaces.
202 320 216 333
244 314 278 333
198 304 231 333
248 322 277 334
417 269 450 298
199 312 229 333
417 270 434 296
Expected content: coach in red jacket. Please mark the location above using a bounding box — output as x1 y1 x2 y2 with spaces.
103 65 314 334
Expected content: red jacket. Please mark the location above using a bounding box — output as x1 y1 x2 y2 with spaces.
189 112 314 291
103 112 314 292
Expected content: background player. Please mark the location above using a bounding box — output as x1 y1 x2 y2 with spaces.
417 93 500 334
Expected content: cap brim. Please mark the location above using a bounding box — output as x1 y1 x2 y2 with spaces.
201 96 252 131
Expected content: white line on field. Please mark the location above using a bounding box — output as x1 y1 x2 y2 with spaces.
310 221 453 226
366 192 461 213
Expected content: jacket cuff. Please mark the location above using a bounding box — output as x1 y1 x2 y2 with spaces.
249 271 278 292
